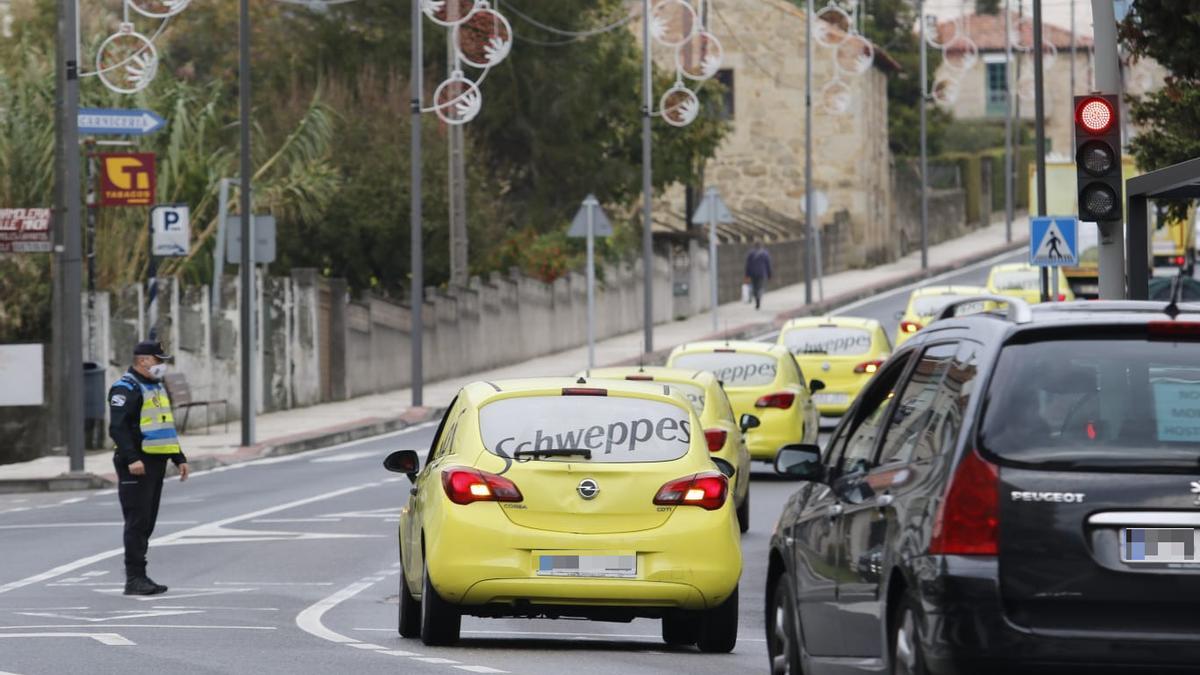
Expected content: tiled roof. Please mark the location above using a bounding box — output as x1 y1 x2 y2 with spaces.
936 12 1092 52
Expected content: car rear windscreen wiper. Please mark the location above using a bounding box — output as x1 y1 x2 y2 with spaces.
514 448 593 461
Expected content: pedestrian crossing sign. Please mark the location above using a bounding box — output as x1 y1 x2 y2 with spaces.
1030 216 1079 267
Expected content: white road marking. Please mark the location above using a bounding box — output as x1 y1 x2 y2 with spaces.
347 643 387 650
0 480 387 596
380 650 421 657
295 580 374 644
0 624 275 631
0 521 196 530
0 632 134 646
16 609 204 623
57 498 86 505
457 628 768 642
151 606 279 611
249 518 342 524
311 451 380 464
414 658 461 665
157 522 382 546
81 571 107 577
95 587 255 602
212 581 333 586
455 668 509 674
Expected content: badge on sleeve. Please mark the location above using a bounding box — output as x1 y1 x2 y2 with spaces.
111 394 127 407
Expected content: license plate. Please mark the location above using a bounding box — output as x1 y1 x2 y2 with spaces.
1122 528 1199 563
537 554 637 578
813 393 849 405
1077 283 1099 296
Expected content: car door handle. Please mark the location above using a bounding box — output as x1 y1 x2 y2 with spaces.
828 504 843 519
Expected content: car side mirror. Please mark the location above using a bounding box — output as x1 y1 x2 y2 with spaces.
809 379 826 393
383 450 420 482
739 413 761 433
774 444 825 482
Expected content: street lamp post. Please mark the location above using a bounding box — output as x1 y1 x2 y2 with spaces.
410 0 424 407
918 0 929 272
804 0 814 305
641 0 654 355
238 0 255 446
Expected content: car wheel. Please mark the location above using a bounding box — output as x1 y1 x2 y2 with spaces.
419 562 461 646
696 587 738 653
737 489 751 534
767 576 801 674
661 611 699 646
398 563 421 638
890 593 928 675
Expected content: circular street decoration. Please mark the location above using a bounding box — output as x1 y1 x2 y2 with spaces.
923 14 950 50
660 85 700 127
433 71 483 125
127 0 191 19
932 77 960 105
814 4 852 49
1017 73 1036 102
1008 22 1032 52
649 0 697 48
1039 41 1058 68
835 34 874 76
820 79 853 114
422 0 479 27
453 5 512 69
941 35 978 71
676 31 723 81
96 23 158 95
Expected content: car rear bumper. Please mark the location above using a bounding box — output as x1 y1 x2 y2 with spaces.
426 503 741 612
913 555 1200 674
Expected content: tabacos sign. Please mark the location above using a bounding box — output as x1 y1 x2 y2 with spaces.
98 152 156 206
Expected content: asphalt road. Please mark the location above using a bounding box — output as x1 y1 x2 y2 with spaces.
0 249 1022 675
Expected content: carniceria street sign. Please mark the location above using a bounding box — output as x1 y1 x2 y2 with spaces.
78 108 168 136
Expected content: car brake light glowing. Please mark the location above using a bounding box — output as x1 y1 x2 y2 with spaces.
653 472 728 510
624 375 654 381
1148 321 1200 340
854 360 884 374
1057 294 1067 302
755 391 796 409
704 428 728 452
928 449 999 556
1176 256 1187 266
1086 422 1097 440
901 320 922 334
441 468 523 505
561 387 607 396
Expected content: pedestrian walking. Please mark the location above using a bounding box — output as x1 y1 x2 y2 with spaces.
744 242 772 310
108 340 189 596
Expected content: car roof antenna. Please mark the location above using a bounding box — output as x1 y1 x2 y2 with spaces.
1165 274 1184 320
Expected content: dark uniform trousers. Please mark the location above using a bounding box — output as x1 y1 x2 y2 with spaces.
113 455 169 578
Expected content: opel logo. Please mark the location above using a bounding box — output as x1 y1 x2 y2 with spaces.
577 478 600 500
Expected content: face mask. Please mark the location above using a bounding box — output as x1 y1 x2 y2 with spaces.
148 363 168 380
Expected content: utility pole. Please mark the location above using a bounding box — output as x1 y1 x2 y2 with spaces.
238 0 255 446
804 0 814 305
55 0 85 472
1004 0 1014 244
410 0 425 406
640 0 653 354
1033 0 1049 302
1090 0 1124 300
447 3 468 287
918 0 928 271
1069 0 1076 99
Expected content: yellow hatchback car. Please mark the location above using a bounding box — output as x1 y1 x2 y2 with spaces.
895 285 989 346
666 341 820 461
777 316 891 416
578 366 753 532
384 378 742 652
986 262 1076 304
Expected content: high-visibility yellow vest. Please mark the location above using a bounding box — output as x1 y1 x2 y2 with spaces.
118 374 181 456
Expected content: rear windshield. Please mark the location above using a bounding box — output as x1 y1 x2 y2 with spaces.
782 326 873 356
980 336 1200 471
912 294 984 317
478 395 692 463
991 270 1039 292
665 382 706 416
670 352 778 387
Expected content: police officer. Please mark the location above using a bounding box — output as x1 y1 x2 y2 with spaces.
108 340 189 596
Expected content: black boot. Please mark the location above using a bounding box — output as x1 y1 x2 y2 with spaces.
124 576 168 596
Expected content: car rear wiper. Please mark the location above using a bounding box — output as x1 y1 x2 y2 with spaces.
514 448 593 461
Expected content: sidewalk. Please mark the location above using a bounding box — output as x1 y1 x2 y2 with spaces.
0 216 1028 492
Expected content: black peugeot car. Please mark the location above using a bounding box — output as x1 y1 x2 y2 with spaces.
764 297 1200 674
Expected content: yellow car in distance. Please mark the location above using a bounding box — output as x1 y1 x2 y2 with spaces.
895 285 989 346
666 341 821 461
777 316 891 417
578 366 753 533
986 262 1076 304
384 378 742 652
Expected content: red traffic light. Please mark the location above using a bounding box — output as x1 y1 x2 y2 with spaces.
1076 96 1114 134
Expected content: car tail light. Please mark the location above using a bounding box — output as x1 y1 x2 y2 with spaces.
900 320 922 334
441 468 523 505
928 450 999 555
562 387 607 396
1175 256 1187 266
1056 294 1067 302
625 375 653 381
1148 321 1200 340
704 428 728 452
653 472 728 510
854 360 884 374
755 391 795 409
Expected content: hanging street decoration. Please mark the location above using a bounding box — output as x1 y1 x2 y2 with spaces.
645 0 720 129
942 34 979 71
126 0 191 19
820 78 853 114
649 0 698 48
433 71 483 125
453 6 513 69
661 84 700 128
814 3 852 48
423 0 479 27
677 30 723 81
815 1 875 113
96 23 158 95
422 0 511 126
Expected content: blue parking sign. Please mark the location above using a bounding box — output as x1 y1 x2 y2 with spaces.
1030 216 1079 267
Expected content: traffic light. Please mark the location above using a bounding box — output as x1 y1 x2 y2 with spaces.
1074 94 1123 221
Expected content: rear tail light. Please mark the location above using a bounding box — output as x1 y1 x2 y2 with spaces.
624 375 653 381
1056 294 1067 302
1148 321 1200 340
755 391 795 409
854 360 884 375
442 468 523 505
562 387 607 396
653 472 728 510
928 450 999 556
704 428 728 452
1176 256 1187 266
900 320 922 334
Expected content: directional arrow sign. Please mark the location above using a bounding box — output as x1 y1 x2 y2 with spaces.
78 108 167 136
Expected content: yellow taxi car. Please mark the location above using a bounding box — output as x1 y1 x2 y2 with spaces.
665 341 820 461
986 262 1076 304
895 285 989 346
578 366 753 533
777 316 891 416
383 377 741 652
